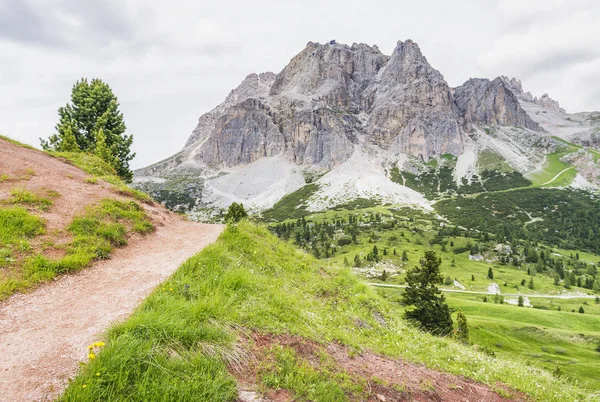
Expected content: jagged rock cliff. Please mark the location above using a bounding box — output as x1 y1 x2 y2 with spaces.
143 39 545 176
454 77 540 131
134 39 600 215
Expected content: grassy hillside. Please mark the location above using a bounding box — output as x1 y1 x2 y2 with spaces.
61 222 593 401
268 205 600 391
0 136 155 299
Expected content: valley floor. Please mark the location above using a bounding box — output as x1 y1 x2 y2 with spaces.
0 215 223 402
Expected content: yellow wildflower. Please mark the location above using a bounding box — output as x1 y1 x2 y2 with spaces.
95 342 105 347
96 372 101 377
88 353 96 360
82 384 87 389
169 288 173 291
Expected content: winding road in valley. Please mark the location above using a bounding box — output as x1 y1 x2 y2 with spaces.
368 282 598 299
0 213 224 402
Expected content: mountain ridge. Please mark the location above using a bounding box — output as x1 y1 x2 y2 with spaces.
133 39 600 217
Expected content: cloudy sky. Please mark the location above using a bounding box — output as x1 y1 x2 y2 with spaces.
1 0 599 168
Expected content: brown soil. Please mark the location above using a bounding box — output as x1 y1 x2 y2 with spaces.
234 333 528 402
0 138 226 401
0 138 124 233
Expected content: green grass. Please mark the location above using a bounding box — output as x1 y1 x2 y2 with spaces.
260 345 366 401
60 222 593 401
528 142 579 187
444 296 600 389
0 206 45 249
261 183 319 221
2 188 56 211
0 199 154 300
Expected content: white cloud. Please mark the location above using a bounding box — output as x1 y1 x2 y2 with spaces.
0 0 598 167
477 0 600 112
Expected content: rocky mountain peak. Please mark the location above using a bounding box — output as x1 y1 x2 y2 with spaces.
454 76 541 131
269 40 388 110
535 93 566 113
141 39 554 185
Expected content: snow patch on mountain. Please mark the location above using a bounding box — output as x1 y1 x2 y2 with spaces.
307 150 431 211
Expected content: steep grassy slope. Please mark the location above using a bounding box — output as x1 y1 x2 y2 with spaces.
61 222 592 401
0 136 155 299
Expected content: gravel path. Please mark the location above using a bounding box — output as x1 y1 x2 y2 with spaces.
0 215 224 402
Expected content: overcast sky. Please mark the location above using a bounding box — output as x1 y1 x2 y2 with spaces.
1 0 599 168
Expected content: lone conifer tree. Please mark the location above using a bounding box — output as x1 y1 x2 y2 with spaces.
224 202 247 223
41 78 135 182
455 310 469 345
403 251 453 336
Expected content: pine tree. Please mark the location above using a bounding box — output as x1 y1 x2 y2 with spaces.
455 310 469 345
471 274 475 281
403 251 453 336
94 129 118 168
528 278 534 290
224 202 247 223
41 78 135 182
402 250 408 261
56 124 79 152
518 296 524 307
579 306 585 314
487 267 494 280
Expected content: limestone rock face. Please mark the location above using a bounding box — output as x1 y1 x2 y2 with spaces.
365 40 462 159
138 40 550 177
535 93 566 113
454 77 541 131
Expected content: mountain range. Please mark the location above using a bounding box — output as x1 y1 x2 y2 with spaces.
133 39 600 218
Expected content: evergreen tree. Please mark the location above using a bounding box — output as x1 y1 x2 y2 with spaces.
402 250 408 261
487 267 494 280
528 278 535 290
471 274 475 281
579 306 585 314
518 296 524 307
224 202 247 223
93 129 118 168
403 251 453 336
455 310 469 345
41 78 135 182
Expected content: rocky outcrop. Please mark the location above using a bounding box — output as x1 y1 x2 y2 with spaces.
364 40 463 159
500 76 565 113
454 77 541 131
535 93 565 113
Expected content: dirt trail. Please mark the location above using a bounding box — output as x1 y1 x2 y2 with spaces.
0 215 224 401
